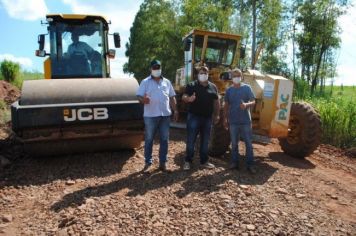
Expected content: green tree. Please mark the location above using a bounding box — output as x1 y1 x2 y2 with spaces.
0 60 20 83
125 0 235 81
232 0 287 73
258 0 289 75
124 0 182 81
179 0 234 32
296 0 346 94
231 0 252 69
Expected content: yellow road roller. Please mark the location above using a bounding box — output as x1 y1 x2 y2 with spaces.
11 14 143 156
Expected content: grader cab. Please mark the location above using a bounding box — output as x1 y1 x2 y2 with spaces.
175 29 321 158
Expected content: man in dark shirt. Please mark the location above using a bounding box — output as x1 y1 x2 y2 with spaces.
182 66 220 170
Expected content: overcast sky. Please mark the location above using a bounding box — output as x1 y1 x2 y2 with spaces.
0 0 355 85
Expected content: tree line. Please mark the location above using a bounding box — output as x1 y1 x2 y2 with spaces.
124 0 350 96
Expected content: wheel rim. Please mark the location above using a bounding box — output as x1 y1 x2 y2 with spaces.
286 114 301 144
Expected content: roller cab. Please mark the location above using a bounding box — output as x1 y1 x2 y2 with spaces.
11 14 143 156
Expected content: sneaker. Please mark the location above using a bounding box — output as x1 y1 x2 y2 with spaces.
247 166 257 174
201 162 215 169
142 163 152 173
229 162 239 170
183 161 191 170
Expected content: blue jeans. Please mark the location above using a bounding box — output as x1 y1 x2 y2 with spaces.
185 113 212 164
229 124 254 167
144 116 170 165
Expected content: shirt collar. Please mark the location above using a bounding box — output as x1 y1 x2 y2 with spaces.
196 80 210 88
150 75 163 80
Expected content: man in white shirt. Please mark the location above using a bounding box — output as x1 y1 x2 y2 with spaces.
136 60 178 173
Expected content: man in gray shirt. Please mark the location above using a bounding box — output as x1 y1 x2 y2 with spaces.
136 60 178 173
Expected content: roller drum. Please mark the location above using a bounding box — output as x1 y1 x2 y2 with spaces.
12 78 145 156
20 78 139 105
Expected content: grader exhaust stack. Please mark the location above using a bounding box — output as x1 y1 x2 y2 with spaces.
11 14 144 156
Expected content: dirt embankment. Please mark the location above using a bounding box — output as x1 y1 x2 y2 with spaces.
0 129 355 235
0 81 19 140
0 81 20 106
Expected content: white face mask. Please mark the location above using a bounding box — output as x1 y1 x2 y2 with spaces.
232 77 242 84
198 74 208 82
151 69 161 77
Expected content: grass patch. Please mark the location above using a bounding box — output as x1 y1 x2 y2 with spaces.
0 70 43 89
13 70 43 89
308 96 355 148
294 80 356 148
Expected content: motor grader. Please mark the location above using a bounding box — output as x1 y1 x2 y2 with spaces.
11 14 143 156
175 29 321 158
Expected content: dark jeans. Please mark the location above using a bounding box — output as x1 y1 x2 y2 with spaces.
229 124 254 167
143 116 170 165
185 112 212 164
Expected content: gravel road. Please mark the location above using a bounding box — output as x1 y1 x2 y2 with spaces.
0 128 355 235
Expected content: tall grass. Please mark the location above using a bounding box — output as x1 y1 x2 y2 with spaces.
13 70 43 88
0 70 43 89
308 97 355 148
294 79 356 148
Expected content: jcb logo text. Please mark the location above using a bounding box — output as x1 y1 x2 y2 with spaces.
63 108 109 121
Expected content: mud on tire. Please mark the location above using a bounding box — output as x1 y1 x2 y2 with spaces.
279 102 321 158
208 109 230 157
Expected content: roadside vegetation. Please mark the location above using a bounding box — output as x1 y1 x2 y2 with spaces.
294 80 355 148
0 60 42 89
0 60 42 125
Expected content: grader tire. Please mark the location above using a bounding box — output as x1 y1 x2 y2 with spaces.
208 109 230 157
279 102 321 158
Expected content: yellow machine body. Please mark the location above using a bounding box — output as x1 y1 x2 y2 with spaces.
174 29 294 138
